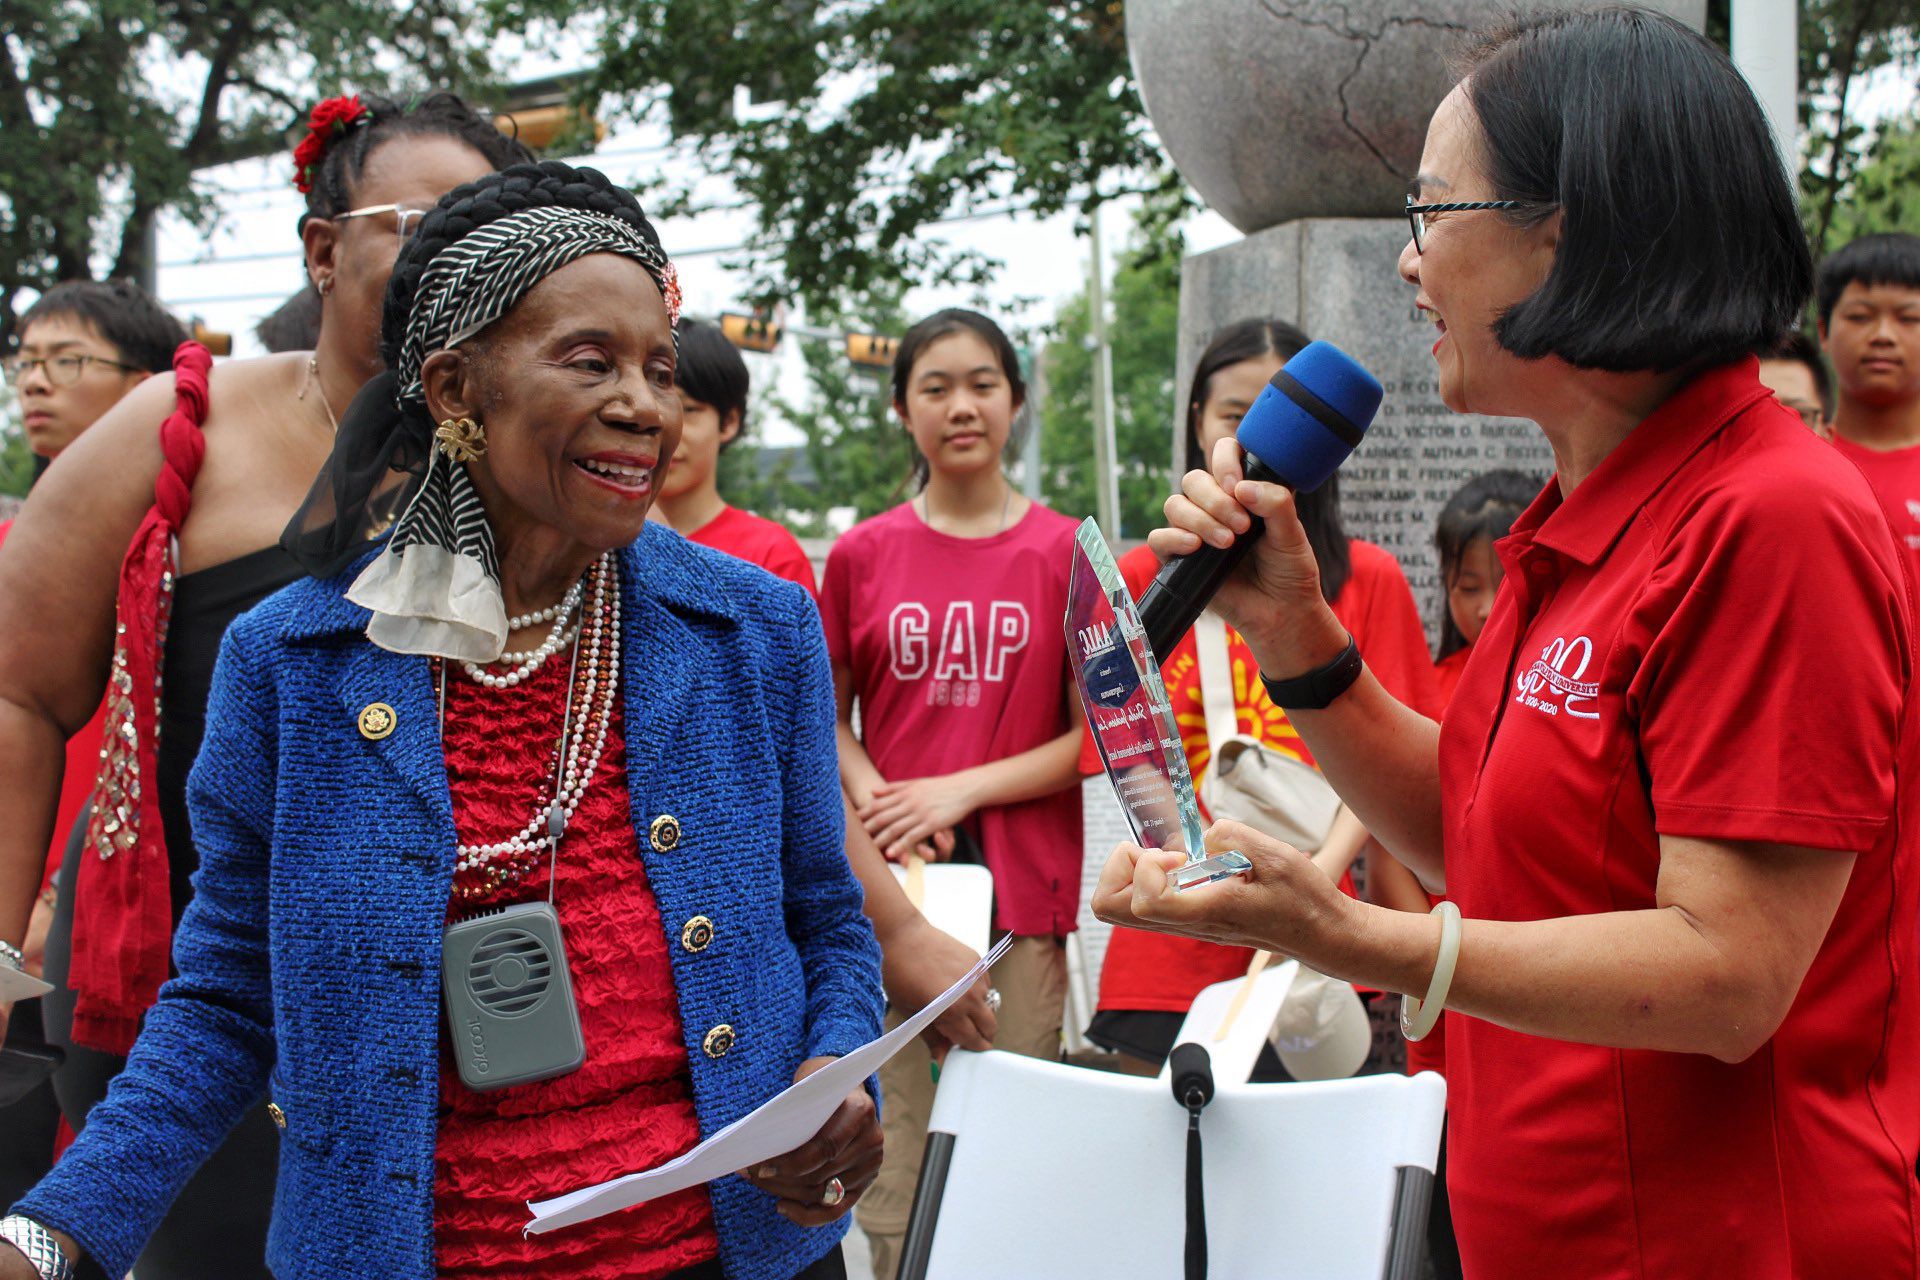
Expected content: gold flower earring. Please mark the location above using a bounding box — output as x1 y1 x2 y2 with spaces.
435 416 486 463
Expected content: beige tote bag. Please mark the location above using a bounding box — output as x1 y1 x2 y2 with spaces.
1194 611 1342 851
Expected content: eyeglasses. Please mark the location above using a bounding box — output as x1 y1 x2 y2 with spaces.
1405 197 1525 252
1 352 141 388
331 203 430 244
1778 398 1826 431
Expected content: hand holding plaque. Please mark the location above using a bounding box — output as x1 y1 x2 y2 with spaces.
1066 519 1252 890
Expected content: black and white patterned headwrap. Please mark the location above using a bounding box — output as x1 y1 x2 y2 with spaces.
345 202 681 661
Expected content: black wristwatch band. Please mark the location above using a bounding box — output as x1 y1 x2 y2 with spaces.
1260 635 1363 710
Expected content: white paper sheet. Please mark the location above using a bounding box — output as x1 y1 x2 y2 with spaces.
525 933 1015 1235
0 965 51 1002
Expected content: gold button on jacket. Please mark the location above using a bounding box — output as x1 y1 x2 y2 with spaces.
357 703 397 741
267 1102 287 1130
649 814 681 853
702 1024 735 1058
682 915 715 953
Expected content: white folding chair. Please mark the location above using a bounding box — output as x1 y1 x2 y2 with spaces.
897 1050 1445 1280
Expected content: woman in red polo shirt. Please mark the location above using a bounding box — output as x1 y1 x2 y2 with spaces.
1095 11 1919 1279
1084 317 1436 1076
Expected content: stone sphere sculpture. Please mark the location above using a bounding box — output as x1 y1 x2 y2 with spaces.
1127 0 1706 234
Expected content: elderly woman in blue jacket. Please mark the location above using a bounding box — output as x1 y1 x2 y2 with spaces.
1 163 883 1280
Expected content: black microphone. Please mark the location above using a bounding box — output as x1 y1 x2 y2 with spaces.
1169 1042 1216 1280
1169 1041 1216 1111
1138 340 1383 661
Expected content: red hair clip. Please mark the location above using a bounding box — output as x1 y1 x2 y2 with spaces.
293 94 371 194
660 262 683 327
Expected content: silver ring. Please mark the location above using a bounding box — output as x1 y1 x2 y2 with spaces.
985 987 1003 1014
820 1176 846 1208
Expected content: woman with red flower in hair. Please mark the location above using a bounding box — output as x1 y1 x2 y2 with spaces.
0 92 531 1280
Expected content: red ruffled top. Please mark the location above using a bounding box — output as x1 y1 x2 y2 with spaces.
434 651 719 1277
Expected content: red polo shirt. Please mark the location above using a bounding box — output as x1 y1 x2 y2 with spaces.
1439 359 1920 1278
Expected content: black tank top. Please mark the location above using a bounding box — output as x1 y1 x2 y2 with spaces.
155 545 302 921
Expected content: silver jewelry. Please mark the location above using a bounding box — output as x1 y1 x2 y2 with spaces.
463 574 588 689
449 554 620 879
499 621 579 667
298 354 340 435
507 578 586 632
984 987 1003 1014
820 1176 846 1208
0 1216 74 1280
0 940 22 971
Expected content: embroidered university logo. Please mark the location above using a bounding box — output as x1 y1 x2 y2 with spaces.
1514 635 1600 721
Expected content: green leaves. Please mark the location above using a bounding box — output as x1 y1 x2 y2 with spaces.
1815 110 1920 252
0 0 497 344
1036 202 1185 535
544 0 1157 311
1796 0 1920 258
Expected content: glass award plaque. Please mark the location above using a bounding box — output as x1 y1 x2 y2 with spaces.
1066 518 1251 891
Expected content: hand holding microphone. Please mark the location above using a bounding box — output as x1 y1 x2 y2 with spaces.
1144 341 1382 675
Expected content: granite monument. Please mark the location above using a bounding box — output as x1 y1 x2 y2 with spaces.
1131 0 1705 641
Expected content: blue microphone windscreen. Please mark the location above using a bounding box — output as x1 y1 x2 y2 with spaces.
1235 340 1384 493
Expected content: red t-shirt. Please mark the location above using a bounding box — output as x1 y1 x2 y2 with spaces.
1833 435 1920 593
1088 539 1437 1013
434 654 718 1277
820 501 1082 936
1429 644 1470 713
0 519 105 892
683 504 816 598
1402 644 1477 1081
1439 359 1920 1278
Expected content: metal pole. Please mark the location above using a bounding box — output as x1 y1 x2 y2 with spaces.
1087 201 1122 540
1730 0 1799 177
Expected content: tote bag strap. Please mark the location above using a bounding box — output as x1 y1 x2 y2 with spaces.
1195 611 1239 755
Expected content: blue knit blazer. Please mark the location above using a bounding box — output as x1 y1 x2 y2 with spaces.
17 527 884 1280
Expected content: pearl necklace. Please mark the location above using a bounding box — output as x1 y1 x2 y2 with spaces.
462 574 588 688
509 577 585 632
448 553 620 894
499 622 579 667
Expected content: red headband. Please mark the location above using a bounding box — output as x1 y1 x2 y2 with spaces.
293 94 371 194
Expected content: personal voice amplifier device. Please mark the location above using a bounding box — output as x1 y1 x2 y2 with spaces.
442 900 585 1091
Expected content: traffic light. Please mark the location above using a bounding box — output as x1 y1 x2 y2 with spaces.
494 105 605 152
845 332 898 370
720 312 782 353
191 320 232 357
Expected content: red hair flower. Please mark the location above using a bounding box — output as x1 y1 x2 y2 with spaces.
659 262 683 327
292 94 371 194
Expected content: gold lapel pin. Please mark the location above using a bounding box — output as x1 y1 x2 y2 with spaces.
359 702 397 741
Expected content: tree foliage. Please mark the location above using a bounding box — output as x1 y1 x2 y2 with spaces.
1035 205 1183 536
1798 0 1920 257
0 0 495 344
717 293 920 534
523 0 1159 311
1824 110 1920 245
0 387 31 499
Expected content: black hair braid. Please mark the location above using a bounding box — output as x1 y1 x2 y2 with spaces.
378 160 662 371
302 90 536 224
